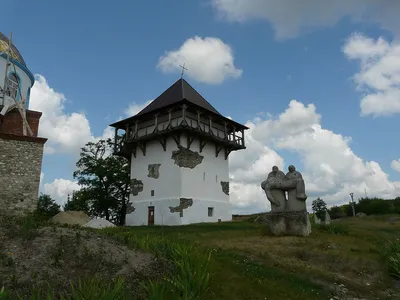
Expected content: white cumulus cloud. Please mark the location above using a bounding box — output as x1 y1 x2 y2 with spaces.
229 99 400 213
43 179 80 206
157 36 242 85
211 0 400 40
343 33 400 117
124 100 153 117
392 160 400 173
29 75 115 156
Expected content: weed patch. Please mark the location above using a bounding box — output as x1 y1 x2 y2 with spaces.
314 223 350 235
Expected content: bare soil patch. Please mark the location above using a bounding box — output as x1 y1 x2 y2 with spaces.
0 221 159 298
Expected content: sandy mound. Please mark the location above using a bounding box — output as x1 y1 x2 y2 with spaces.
82 218 116 229
0 226 158 298
50 211 91 226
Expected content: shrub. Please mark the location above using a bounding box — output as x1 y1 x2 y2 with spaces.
137 235 213 299
386 239 400 279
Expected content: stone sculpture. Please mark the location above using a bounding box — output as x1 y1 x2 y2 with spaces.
260 165 311 236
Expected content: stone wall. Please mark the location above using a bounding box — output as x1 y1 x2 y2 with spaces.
0 133 46 216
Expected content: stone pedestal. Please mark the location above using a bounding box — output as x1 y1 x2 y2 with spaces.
258 210 311 237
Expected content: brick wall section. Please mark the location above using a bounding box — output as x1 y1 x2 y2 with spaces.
0 108 42 137
0 134 46 216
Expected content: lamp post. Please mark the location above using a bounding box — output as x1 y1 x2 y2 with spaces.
349 192 355 217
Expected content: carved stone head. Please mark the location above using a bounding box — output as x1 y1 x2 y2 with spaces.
272 165 279 174
288 165 296 172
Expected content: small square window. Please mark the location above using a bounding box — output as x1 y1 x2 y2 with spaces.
208 207 214 217
151 190 155 196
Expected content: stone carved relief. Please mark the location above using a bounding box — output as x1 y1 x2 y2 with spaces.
148 164 161 179
171 146 204 169
169 198 193 213
220 181 229 195
130 178 143 196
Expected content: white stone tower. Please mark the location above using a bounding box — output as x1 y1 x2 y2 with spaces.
110 78 248 226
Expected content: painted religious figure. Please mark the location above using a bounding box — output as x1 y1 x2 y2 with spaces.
261 165 308 212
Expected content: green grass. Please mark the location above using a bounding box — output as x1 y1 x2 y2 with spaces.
2 214 400 299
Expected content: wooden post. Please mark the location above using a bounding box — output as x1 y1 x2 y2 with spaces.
224 122 228 139
181 104 187 126
154 113 159 132
167 108 172 128
114 127 118 146
134 120 138 137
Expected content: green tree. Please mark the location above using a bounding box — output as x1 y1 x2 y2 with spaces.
328 205 346 219
63 190 90 214
73 138 130 225
311 197 327 221
36 193 60 219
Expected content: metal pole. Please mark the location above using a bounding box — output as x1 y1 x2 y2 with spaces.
349 193 355 216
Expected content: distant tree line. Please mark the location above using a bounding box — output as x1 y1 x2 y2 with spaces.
328 197 400 219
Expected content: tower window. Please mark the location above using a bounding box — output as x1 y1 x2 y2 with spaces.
151 190 155 196
6 73 19 100
180 211 183 217
208 207 214 217
203 172 205 181
216 175 218 182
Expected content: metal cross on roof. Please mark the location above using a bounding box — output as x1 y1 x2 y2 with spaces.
179 63 188 78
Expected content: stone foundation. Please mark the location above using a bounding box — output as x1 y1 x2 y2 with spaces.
258 210 311 237
0 133 46 216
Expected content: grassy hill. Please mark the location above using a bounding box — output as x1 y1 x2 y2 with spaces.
1 214 399 299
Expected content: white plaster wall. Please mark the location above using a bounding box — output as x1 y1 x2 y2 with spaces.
126 198 232 226
180 133 230 203
125 133 233 226
0 57 32 107
130 137 181 201
126 198 183 226
181 199 232 225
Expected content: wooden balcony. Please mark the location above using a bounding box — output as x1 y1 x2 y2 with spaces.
113 113 246 159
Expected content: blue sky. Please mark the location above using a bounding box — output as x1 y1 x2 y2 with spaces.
2 1 400 213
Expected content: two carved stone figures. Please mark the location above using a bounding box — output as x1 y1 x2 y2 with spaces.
260 165 311 236
261 165 307 212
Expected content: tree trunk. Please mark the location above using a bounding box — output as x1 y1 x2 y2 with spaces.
119 201 126 226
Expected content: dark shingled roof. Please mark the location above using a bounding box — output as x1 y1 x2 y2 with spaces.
0 32 26 66
110 78 248 129
135 78 221 116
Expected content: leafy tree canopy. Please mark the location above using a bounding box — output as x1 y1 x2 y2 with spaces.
311 197 327 221
72 139 130 225
36 193 60 219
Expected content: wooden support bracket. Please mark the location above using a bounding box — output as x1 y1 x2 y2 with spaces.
172 133 181 147
215 144 223 157
132 145 137 158
158 137 167 151
224 147 232 160
187 135 196 149
199 139 207 153
138 142 146 156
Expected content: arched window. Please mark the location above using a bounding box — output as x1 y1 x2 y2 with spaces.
6 73 19 100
